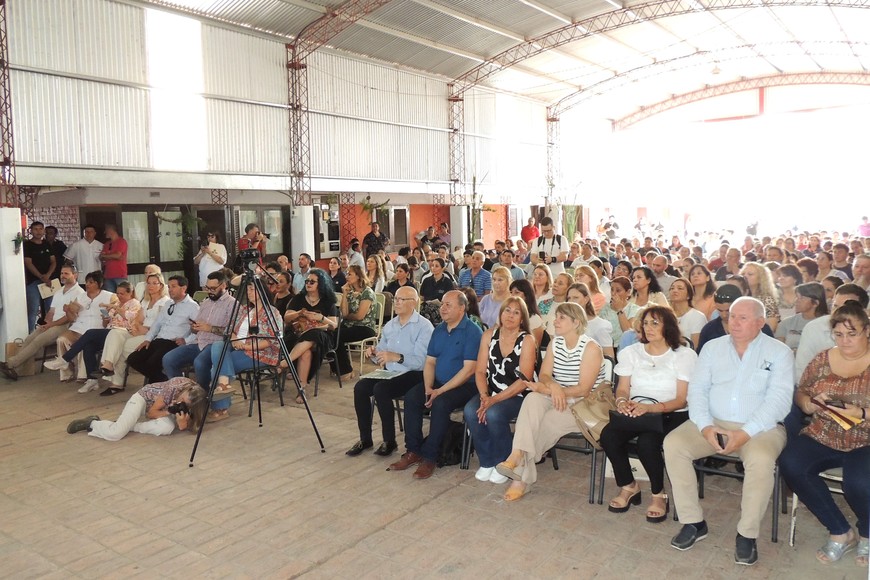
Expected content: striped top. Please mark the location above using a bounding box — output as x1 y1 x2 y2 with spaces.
551 334 606 388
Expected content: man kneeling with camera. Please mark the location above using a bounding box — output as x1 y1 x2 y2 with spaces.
67 377 208 441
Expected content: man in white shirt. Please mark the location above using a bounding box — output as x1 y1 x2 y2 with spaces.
63 225 104 285
530 216 569 275
0 264 85 380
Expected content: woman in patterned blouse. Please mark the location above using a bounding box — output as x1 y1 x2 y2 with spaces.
780 302 870 566
337 265 378 381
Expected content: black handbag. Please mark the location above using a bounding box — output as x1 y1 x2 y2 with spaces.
608 396 664 433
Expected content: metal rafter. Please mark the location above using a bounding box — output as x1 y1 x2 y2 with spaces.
19 186 37 221
613 71 870 129
286 0 394 207
551 39 868 116
447 85 466 205
449 0 870 98
433 192 448 229
0 0 16 207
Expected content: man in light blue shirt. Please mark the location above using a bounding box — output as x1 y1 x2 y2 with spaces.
664 297 793 566
346 286 434 458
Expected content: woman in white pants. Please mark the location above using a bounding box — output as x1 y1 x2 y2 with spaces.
66 377 207 441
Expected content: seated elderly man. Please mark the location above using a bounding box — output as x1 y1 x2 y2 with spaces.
458 251 492 298
388 290 483 479
346 286 434 458
664 297 793 566
0 264 84 381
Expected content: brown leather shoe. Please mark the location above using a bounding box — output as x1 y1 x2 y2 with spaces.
388 451 422 471
0 361 18 381
413 460 436 479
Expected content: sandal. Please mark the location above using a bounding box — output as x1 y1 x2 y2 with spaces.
608 484 641 513
646 493 669 523
503 482 529 502
206 409 229 423
856 537 868 567
99 387 125 397
214 383 235 395
495 457 522 481
817 531 857 563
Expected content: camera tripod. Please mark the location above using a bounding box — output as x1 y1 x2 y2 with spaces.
188 265 325 466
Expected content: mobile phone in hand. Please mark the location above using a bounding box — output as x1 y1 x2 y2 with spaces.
516 371 531 382
716 433 728 449
826 399 846 409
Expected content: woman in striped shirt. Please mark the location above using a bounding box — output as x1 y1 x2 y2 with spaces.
496 302 606 501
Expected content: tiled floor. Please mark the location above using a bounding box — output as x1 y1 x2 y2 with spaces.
0 365 867 579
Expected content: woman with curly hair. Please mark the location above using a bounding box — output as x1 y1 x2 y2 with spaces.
740 262 781 332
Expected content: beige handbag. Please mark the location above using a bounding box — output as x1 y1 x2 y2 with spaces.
569 381 616 450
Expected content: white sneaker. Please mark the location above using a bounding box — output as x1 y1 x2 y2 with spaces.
77 379 100 393
489 470 508 484
475 466 494 481
44 357 70 371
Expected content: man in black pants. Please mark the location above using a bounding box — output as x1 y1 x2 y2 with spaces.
345 286 434 458
124 276 199 390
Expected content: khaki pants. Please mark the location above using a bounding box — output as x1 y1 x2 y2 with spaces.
512 392 583 485
56 331 83 381
663 419 786 538
101 328 145 387
7 324 69 373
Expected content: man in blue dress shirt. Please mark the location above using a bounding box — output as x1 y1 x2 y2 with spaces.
389 290 483 479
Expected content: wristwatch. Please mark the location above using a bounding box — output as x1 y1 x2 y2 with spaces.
397 354 405 364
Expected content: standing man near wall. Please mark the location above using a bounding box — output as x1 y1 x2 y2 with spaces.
363 222 389 258
64 225 103 285
23 221 56 331
530 216 569 276
521 217 539 244
238 223 267 260
100 224 128 292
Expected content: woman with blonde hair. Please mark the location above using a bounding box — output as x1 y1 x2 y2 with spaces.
496 302 606 501
336 264 378 381
573 265 606 313
464 297 537 484
740 262 781 331
479 266 512 328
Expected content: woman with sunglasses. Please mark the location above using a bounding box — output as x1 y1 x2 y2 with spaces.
283 269 338 403
194 232 227 289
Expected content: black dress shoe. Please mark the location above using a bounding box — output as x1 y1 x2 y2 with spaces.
373 441 398 456
671 521 708 551
735 533 758 566
345 441 373 456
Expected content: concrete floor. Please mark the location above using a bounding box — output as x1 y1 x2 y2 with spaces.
0 364 867 579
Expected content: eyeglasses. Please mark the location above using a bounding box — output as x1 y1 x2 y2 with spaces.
394 297 416 303
305 279 317 285
205 285 221 292
641 319 661 327
168 304 175 316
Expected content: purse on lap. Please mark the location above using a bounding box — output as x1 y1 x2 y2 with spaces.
569 381 616 450
607 396 664 433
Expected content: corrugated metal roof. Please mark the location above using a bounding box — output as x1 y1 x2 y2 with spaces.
135 0 870 121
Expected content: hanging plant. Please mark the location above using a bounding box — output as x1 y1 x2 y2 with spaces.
360 195 390 223
12 232 23 255
154 209 207 259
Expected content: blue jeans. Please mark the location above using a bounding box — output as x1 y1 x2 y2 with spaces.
62 328 110 376
403 380 477 462
26 280 43 331
463 393 524 468
209 342 260 411
779 433 870 537
162 343 214 391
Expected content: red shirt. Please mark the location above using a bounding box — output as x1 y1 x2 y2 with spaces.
238 237 266 257
520 225 540 243
103 237 128 278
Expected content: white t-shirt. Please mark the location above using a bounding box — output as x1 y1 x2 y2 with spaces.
69 290 116 335
614 343 698 408
534 235 570 275
198 243 228 287
64 239 104 284
677 308 707 342
48 284 86 322
586 317 614 350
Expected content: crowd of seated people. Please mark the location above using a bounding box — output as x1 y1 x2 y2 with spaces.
3 217 870 569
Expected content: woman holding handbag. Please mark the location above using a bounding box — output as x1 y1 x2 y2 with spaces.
599 305 697 523
495 302 606 502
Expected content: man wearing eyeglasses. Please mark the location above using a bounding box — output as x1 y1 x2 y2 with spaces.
530 216 569 275
161 271 236 392
126 276 199 385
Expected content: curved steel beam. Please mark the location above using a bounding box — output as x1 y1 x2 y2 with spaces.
612 71 870 129
449 0 870 97
551 40 870 116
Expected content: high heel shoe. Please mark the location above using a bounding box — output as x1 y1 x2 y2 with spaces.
608 485 642 513
646 493 669 523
